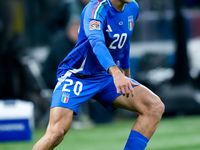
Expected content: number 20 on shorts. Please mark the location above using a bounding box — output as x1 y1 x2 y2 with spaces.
62 79 83 96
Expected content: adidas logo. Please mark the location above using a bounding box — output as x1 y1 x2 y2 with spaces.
106 25 113 32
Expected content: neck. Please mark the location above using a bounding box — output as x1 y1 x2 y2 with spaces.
110 0 125 11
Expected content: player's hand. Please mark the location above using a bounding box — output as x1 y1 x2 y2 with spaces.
113 73 138 97
108 66 138 97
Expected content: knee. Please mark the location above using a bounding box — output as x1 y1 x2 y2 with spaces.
48 125 68 147
52 127 66 139
153 96 165 115
146 96 165 120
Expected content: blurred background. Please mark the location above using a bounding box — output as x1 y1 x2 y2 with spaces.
0 0 200 149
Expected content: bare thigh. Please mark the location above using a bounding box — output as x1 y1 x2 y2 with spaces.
112 85 161 115
47 107 74 134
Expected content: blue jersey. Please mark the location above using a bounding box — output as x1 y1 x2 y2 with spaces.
57 0 139 78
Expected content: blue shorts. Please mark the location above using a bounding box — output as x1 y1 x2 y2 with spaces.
51 71 140 115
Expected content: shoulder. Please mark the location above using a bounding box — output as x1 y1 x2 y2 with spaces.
128 0 139 10
84 0 109 20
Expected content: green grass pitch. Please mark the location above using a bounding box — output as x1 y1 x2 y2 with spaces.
0 115 200 150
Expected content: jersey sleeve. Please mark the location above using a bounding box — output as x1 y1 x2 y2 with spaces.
119 41 130 69
83 2 116 71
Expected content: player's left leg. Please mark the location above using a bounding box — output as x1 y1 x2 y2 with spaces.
32 107 73 150
112 84 165 150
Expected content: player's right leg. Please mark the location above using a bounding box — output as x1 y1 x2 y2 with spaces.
32 107 73 150
33 71 100 150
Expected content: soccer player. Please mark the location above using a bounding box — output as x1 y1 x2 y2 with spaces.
32 0 165 149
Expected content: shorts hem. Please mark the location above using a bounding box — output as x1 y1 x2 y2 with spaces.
50 106 78 115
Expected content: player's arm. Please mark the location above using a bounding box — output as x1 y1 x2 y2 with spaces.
83 4 116 71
